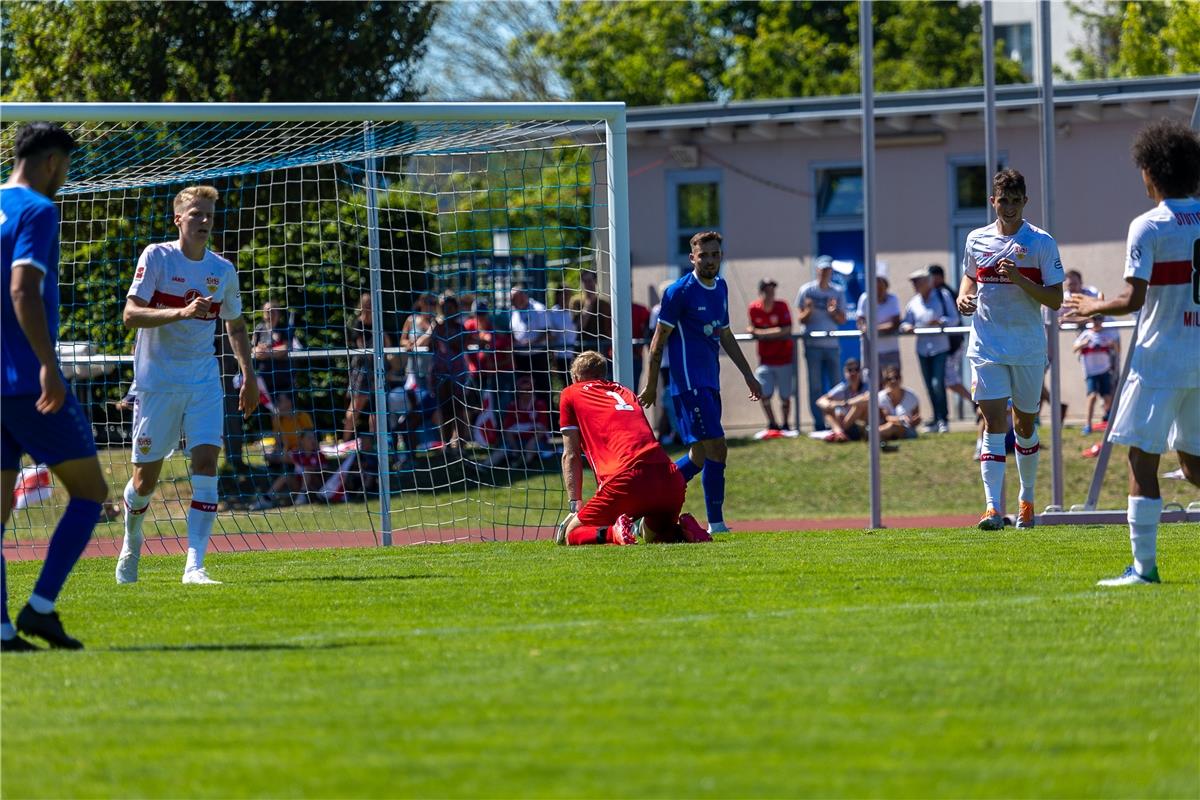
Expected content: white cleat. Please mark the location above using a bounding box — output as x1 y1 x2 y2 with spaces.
115 550 141 584
1097 565 1160 587
707 522 732 534
182 567 222 585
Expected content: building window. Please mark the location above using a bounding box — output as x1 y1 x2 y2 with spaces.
954 164 989 213
816 168 864 219
667 169 722 266
995 23 1033 78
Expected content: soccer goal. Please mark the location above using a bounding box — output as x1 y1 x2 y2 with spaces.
1 103 631 549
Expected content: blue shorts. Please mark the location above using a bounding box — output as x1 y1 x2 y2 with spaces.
1 393 98 471
671 387 724 445
1085 372 1112 397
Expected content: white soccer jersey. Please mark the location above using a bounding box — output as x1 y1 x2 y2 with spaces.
1124 198 1200 388
127 241 243 393
962 220 1065 365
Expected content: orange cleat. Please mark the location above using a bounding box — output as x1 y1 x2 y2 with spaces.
1016 500 1035 529
978 507 1005 531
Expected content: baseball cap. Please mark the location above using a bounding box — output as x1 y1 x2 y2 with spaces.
758 278 778 291
815 255 834 270
908 266 932 281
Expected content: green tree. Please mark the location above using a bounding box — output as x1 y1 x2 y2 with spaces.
537 0 1027 106
1 0 436 102
1066 1 1196 79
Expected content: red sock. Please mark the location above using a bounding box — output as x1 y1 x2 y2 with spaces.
567 526 608 546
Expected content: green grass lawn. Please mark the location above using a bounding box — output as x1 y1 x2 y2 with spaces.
3 526 1197 798
7 431 1198 542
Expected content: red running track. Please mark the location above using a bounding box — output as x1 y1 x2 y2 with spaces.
2 514 981 562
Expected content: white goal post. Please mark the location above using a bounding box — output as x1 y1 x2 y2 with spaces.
1 102 631 548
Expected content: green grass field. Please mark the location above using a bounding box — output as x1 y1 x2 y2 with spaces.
3 525 1197 798
7 431 1198 542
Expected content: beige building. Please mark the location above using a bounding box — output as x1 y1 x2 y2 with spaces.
624 75 1200 434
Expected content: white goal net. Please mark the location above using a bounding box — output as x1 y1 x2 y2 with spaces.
1 104 630 549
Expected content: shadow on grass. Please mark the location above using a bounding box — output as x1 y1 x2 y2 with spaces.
106 641 377 653
248 573 454 584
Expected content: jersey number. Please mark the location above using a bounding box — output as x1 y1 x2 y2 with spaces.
1192 237 1199 305
605 391 635 411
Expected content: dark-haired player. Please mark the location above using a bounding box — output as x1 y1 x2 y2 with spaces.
1065 118 1200 586
957 168 1065 531
2 122 109 651
638 231 762 534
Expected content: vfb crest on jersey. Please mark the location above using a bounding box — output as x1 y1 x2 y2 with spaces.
205 275 221 294
136 435 153 456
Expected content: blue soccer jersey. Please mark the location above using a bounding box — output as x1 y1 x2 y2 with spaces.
657 271 729 395
1 185 61 396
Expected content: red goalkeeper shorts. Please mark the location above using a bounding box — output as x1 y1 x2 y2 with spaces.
576 455 685 534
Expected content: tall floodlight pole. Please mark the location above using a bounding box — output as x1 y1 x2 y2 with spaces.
1039 0 1064 510
983 0 998 176
860 0 882 530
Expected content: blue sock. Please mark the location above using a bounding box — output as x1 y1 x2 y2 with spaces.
701 460 726 524
32 498 101 604
675 455 702 483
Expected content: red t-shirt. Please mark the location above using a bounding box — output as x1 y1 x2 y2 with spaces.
559 380 666 485
631 302 651 352
747 299 794 366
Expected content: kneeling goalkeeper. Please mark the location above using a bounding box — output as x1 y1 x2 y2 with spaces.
557 351 710 545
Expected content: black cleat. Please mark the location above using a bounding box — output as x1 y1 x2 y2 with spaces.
1 634 42 653
16 605 84 650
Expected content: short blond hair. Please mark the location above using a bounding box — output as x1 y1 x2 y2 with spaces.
570 350 608 383
173 185 219 213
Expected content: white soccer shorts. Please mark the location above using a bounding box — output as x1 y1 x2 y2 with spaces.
969 358 1044 413
130 386 225 463
1108 376 1200 456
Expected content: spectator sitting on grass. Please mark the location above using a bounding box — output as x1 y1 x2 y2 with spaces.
252 430 325 510
878 365 922 441
816 358 869 442
264 393 314 471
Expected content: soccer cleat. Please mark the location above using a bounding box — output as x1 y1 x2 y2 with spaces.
678 513 713 543
610 515 638 546
115 550 141 584
1097 565 1161 587
182 567 222 585
1015 501 1035 529
1 634 42 653
16 605 83 650
977 507 1005 531
707 521 732 534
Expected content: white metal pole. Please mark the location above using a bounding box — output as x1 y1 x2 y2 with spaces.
983 0 998 177
364 122 393 545
606 109 633 388
1039 0 1064 510
861 0 882 530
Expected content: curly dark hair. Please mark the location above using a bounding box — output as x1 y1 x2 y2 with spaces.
1131 118 1200 198
13 122 76 162
991 168 1026 198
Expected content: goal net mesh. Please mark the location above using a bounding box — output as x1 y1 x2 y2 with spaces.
1 115 617 549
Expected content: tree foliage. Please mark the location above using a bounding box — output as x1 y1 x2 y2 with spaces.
1 0 436 102
536 0 1027 106
1065 1 1199 79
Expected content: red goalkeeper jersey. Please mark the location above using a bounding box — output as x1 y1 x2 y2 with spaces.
559 380 665 485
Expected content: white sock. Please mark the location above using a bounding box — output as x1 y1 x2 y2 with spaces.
979 432 1007 511
185 475 219 572
1128 496 1162 576
1014 430 1040 504
122 479 152 554
28 593 54 614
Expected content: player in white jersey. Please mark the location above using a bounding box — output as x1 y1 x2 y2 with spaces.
957 168 1065 531
115 186 258 585
1064 119 1200 586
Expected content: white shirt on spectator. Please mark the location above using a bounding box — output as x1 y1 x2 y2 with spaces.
878 387 920 423
903 292 954 357
855 291 902 354
510 298 549 351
